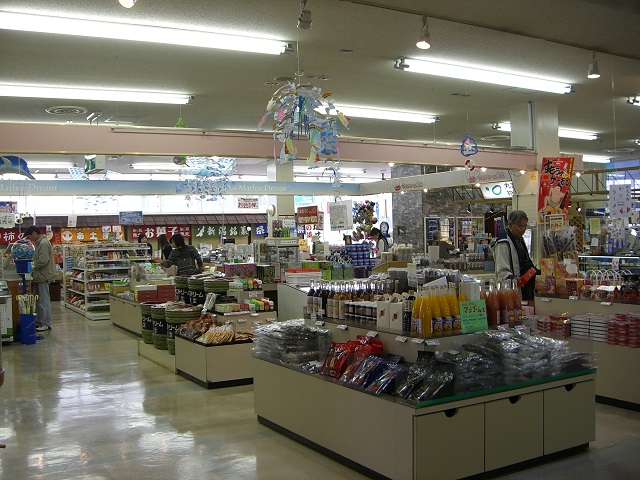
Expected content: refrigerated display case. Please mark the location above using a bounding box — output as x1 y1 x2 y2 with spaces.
255 238 300 271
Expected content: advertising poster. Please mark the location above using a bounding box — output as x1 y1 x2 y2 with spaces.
328 200 353 231
609 184 632 220
538 157 574 223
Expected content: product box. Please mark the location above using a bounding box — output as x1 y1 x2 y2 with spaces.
565 278 584 298
540 257 557 277
156 284 176 302
110 282 130 296
555 278 569 298
376 300 390 329
222 262 258 279
269 262 283 282
535 275 556 296
256 264 276 283
135 285 158 303
388 301 403 332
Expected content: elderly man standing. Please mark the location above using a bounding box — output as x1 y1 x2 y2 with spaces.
23 226 56 332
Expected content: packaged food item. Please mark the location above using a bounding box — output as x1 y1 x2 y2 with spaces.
395 351 436 399
321 342 356 378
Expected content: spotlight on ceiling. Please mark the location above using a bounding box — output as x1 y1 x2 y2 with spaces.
467 203 472 213
489 204 495 214
587 51 600 79
393 58 408 71
298 0 312 30
118 0 137 8
628 96 640 106
416 16 431 50
577 203 583 213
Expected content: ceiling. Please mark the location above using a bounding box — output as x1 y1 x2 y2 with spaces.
0 0 639 180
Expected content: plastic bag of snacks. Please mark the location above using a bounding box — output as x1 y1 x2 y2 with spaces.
321 342 356 378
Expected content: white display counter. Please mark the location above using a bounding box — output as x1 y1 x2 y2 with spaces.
109 296 142 336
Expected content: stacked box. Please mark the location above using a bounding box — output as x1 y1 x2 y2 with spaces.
157 284 176 302
222 262 258 279
535 275 556 295
257 264 276 283
570 313 609 342
135 285 157 303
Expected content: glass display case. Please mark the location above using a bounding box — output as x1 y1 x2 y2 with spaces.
578 255 640 275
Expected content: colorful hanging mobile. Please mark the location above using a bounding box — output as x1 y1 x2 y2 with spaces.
176 156 236 200
460 134 478 171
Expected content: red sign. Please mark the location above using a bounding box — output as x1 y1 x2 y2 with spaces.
538 157 574 223
0 228 23 243
297 205 318 225
131 226 191 239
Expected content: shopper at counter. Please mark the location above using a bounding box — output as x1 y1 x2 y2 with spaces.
154 233 203 276
23 226 56 332
432 231 457 259
157 234 173 260
370 227 389 254
493 210 539 300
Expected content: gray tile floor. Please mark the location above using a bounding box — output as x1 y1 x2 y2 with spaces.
1 302 639 479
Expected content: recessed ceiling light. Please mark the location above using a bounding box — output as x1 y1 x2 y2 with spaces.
339 49 354 54
45 105 87 115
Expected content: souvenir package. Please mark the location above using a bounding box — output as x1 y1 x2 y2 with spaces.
395 351 436 399
410 371 454 402
321 342 356 378
339 336 384 384
253 319 327 366
348 355 383 386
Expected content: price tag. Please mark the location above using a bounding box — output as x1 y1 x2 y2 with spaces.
395 336 408 343
540 297 552 302
336 324 348 330
612 257 620 271
411 338 425 344
310 313 317 322
315 320 325 326
459 299 489 334
237 318 247 323
569 296 579 300
515 325 527 331
600 301 612 306
318 309 325 317
249 291 258 298
425 339 440 346
366 331 378 338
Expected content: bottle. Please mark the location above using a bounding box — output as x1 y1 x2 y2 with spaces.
511 279 523 322
307 280 316 316
313 280 323 317
337 283 347 321
486 281 500 326
411 287 423 334
429 287 443 337
497 281 508 325
402 290 416 334
326 282 335 319
438 286 453 333
320 281 329 318
418 288 432 337
505 281 515 324
447 283 461 334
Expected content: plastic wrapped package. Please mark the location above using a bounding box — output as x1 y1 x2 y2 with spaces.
253 319 327 367
395 351 436 399
410 370 455 403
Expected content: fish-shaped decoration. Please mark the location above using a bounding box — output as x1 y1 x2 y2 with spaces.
0 155 35 179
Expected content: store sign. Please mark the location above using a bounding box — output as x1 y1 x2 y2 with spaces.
480 182 514 199
237 197 259 209
609 184 632 220
0 213 15 228
297 206 318 225
61 227 123 243
0 228 23 243
466 170 509 184
132 226 191 239
255 223 268 237
193 225 251 238
460 300 488 334
538 157 574 223
391 178 425 192
119 211 144 225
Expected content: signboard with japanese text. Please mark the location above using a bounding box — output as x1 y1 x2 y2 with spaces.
119 211 144 225
237 197 259 209
0 213 14 228
609 184 632 220
297 206 318 225
193 225 252 239
0 202 17 213
60 227 123 243
0 228 23 244
480 182 514 199
131 226 191 239
254 223 268 237
538 157 574 223
460 300 489 334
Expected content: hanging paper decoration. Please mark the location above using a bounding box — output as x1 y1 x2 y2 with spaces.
0 155 36 179
351 200 378 241
460 134 478 171
175 117 186 128
177 156 236 200
173 155 188 166
258 82 348 165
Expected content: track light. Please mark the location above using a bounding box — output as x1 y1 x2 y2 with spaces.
298 0 312 30
587 51 600 79
489 204 495 213
577 203 583 213
118 0 136 7
576 172 582 177
467 203 472 213
416 16 431 50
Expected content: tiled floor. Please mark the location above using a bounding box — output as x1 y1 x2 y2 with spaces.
1 302 639 479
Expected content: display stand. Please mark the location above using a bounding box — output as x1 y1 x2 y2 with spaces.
109 296 142 337
175 310 276 388
254 358 596 480
137 340 176 373
536 296 640 409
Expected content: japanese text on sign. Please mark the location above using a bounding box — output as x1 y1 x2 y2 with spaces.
131 226 191 239
460 299 488 334
193 225 251 238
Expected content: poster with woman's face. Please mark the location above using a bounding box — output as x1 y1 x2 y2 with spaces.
379 221 389 236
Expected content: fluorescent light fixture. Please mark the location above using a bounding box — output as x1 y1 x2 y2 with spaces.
0 11 290 55
324 105 437 124
28 161 75 169
0 84 193 104
582 156 611 164
493 122 598 140
131 163 181 170
397 58 573 94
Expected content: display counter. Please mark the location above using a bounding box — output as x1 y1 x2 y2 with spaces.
536 296 640 409
254 357 596 480
109 295 142 337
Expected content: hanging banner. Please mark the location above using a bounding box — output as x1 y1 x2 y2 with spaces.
0 228 22 243
254 223 268 237
609 184 632 220
538 157 574 223
132 226 191 239
0 213 15 228
328 200 353 230
193 225 252 238
297 206 319 225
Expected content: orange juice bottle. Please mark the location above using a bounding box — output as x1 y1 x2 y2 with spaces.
458 286 468 302
418 288 432 337
429 288 443 337
438 287 453 333
447 283 462 333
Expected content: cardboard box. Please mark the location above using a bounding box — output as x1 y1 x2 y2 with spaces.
535 275 556 296
555 278 569 298
388 302 403 332
222 263 258 279
376 300 390 329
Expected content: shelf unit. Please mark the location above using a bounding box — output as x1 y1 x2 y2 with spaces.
63 243 151 320
578 255 640 275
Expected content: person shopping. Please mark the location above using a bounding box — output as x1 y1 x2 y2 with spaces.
154 233 203 276
137 233 153 257
23 226 57 332
157 234 173 260
370 227 389 254
493 210 539 300
431 231 457 259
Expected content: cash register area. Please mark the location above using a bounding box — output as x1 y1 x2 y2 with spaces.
1 302 640 479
